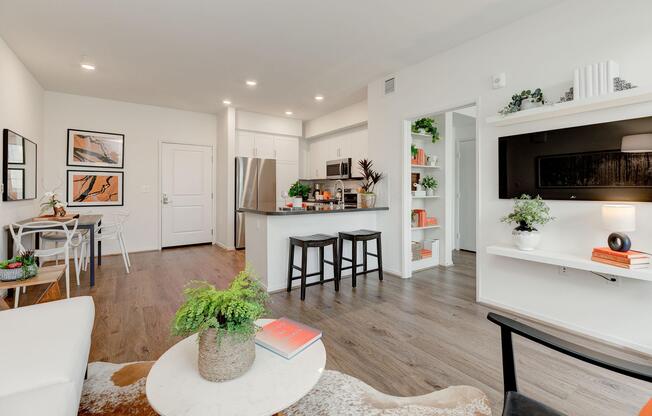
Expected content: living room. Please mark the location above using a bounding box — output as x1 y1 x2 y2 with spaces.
1 1 651 415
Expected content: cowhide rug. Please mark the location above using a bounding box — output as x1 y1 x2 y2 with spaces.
79 361 492 416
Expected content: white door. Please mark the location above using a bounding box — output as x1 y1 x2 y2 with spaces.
161 143 213 247
236 132 255 158
457 139 476 251
276 161 299 206
255 134 276 159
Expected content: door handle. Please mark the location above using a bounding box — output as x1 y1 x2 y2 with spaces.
162 194 172 204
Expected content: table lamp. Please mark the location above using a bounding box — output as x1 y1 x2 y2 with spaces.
601 204 636 252
621 134 652 153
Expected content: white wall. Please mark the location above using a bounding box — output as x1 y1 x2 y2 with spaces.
368 0 652 353
216 107 236 249
303 100 367 139
0 36 44 259
43 92 217 254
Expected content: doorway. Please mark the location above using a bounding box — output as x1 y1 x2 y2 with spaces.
161 143 213 248
453 110 476 252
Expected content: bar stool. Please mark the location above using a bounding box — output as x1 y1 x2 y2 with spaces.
287 234 340 301
338 229 383 287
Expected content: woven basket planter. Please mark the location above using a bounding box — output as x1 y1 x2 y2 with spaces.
198 328 255 382
0 264 38 282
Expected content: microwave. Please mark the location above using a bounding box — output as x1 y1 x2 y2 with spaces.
326 158 352 179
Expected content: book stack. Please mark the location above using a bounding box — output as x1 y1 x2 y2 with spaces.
420 248 432 259
411 148 426 165
424 217 438 226
412 209 426 227
255 318 322 359
591 247 650 269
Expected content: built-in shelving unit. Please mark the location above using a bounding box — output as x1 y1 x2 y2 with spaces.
412 195 440 199
410 164 441 169
486 87 652 127
411 225 441 230
487 244 652 282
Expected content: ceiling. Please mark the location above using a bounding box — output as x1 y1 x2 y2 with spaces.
0 0 560 120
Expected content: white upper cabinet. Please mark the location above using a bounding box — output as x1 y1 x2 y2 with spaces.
307 127 368 178
274 136 299 162
254 133 276 159
348 128 368 171
237 131 256 158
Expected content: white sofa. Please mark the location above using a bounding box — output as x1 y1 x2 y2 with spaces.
0 296 95 416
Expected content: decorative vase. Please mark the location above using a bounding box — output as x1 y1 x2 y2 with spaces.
54 206 66 217
198 329 255 382
426 188 435 197
291 197 303 207
512 229 541 251
358 193 376 208
418 128 426 135
427 155 438 166
520 100 543 111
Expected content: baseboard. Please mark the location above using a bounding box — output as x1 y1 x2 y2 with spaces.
478 296 652 357
215 242 235 251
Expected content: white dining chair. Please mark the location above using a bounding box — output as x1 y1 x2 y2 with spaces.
81 210 131 274
9 219 79 305
40 227 88 285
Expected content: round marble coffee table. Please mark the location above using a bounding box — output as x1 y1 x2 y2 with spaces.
146 319 326 416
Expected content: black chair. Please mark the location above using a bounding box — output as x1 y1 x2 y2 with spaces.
287 234 340 301
488 312 652 416
338 229 383 287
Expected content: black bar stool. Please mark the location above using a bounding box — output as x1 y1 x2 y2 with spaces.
338 230 383 287
287 234 340 300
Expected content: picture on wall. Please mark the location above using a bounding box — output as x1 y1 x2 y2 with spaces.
67 170 124 206
67 129 124 168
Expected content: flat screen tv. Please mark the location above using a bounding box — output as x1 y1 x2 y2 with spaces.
499 115 652 201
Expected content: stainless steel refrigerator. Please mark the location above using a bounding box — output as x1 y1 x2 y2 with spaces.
235 157 276 249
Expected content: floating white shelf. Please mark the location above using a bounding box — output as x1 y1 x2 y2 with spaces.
486 244 652 283
412 195 440 199
411 225 441 231
411 164 441 169
486 87 652 127
411 132 434 140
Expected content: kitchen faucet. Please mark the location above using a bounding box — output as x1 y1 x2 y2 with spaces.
334 179 345 207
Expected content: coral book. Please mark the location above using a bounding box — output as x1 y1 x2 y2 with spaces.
255 318 322 359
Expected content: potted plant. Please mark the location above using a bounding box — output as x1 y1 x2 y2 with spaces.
501 194 554 251
499 89 545 115
358 159 384 208
172 267 268 382
0 250 38 282
421 176 438 196
411 144 418 161
40 191 67 217
411 118 440 142
288 181 310 207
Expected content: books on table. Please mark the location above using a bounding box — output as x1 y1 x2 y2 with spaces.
591 247 650 269
255 318 322 359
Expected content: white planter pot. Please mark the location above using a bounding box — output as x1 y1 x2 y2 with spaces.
292 197 303 207
512 229 541 251
426 188 435 196
428 155 438 166
520 100 543 111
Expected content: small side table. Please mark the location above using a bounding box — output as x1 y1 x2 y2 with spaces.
0 265 66 310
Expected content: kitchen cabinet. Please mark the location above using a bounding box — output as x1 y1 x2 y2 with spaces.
348 127 368 169
274 136 299 162
276 160 299 205
236 131 299 161
254 133 276 159
307 127 368 179
236 131 256 158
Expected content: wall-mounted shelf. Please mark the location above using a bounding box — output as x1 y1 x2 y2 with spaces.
486 87 652 127
487 244 652 283
412 195 440 199
411 164 441 169
411 132 435 141
411 225 440 231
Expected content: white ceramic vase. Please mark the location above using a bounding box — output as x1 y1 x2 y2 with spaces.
428 155 438 166
292 197 303 207
520 100 543 111
512 229 541 251
426 188 435 197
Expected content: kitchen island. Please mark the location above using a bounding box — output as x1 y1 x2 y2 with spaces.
241 205 389 292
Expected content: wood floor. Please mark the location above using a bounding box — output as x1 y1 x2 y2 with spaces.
14 245 651 415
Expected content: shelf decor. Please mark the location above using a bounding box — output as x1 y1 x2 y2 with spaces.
499 89 545 115
411 118 440 142
500 194 554 251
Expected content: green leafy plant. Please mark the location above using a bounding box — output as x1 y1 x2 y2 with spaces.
420 176 438 190
358 159 384 194
172 267 268 343
499 88 545 115
412 117 440 142
501 194 554 232
411 144 418 159
288 181 311 199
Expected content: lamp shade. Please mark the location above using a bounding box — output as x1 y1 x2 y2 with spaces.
602 204 636 232
621 134 652 153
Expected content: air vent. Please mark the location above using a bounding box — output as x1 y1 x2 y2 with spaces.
384 77 395 95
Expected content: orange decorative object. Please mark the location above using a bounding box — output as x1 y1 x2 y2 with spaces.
639 398 652 416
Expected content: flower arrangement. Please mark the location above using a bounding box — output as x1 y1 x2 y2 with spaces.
40 191 67 216
501 194 554 232
412 117 440 142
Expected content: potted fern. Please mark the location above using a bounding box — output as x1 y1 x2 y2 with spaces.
172 267 268 382
358 159 384 208
501 194 554 251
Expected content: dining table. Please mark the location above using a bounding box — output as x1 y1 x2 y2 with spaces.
4 214 103 287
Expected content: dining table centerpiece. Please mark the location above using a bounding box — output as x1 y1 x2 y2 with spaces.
171 267 268 382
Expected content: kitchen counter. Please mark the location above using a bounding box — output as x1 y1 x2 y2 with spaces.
243 206 388 292
238 206 388 216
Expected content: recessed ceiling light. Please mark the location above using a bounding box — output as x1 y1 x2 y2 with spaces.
222 99 232 105
80 63 96 71
246 80 257 86
314 95 324 101
285 111 293 115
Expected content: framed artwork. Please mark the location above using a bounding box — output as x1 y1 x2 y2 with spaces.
67 129 124 169
67 170 124 206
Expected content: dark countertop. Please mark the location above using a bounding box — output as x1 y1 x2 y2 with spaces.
238 206 389 216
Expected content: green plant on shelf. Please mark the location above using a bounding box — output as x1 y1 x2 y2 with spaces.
411 144 418 159
500 194 554 232
499 88 545 115
420 176 438 190
358 159 384 194
412 117 440 143
288 181 311 199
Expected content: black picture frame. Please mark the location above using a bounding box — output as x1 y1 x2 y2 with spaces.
3 128 37 202
66 128 125 169
66 169 124 207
